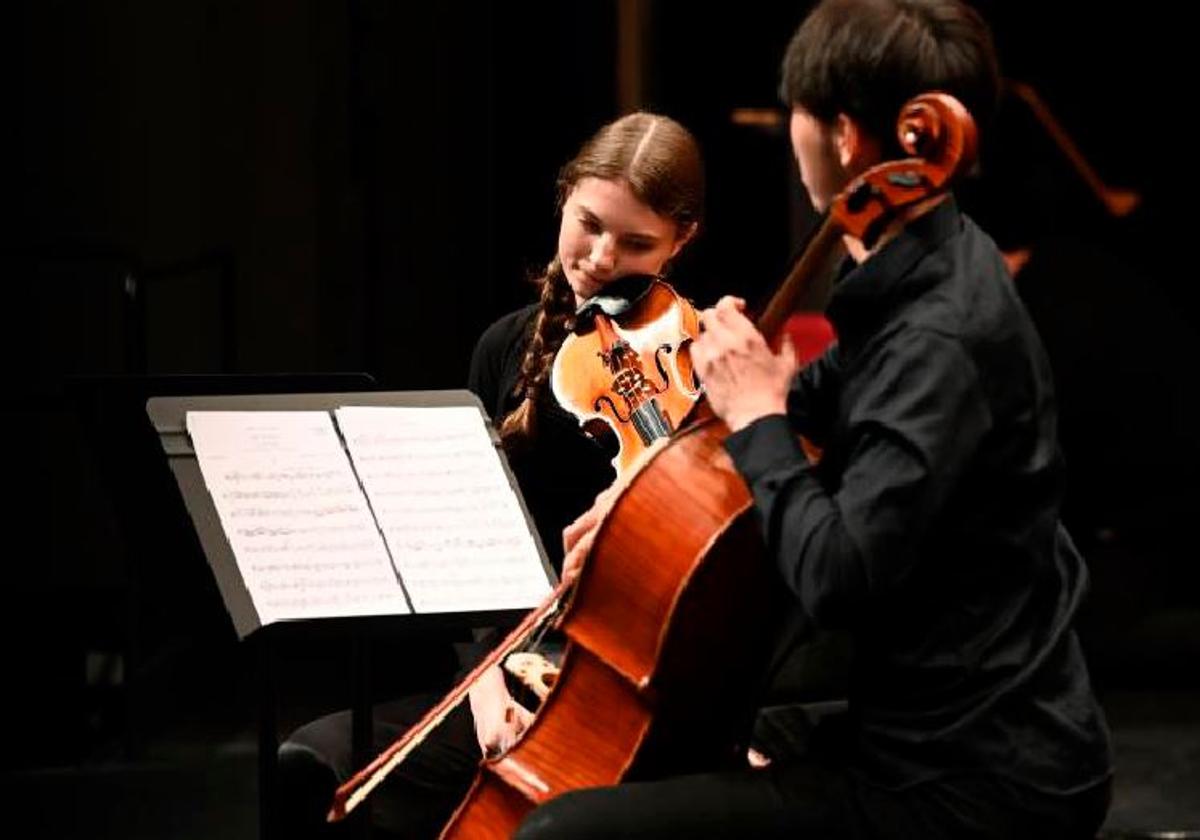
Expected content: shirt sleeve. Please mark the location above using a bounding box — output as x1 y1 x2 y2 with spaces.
724 328 993 628
468 336 498 411
786 342 842 446
468 311 525 420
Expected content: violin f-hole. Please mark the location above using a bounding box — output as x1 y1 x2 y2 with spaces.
594 394 632 423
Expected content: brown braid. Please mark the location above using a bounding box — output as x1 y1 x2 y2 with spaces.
498 257 576 448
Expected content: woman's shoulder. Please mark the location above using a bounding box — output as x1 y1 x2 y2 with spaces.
469 303 541 414
474 303 540 358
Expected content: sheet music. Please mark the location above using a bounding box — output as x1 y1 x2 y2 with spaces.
335 405 552 613
186 411 411 624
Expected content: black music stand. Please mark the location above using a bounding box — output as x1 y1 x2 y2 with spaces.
147 388 551 839
64 372 380 760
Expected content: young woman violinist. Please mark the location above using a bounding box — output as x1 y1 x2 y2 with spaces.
276 111 705 839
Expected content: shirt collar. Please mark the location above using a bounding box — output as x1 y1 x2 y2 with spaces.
826 196 963 337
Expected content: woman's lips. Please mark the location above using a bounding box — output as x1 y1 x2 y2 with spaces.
574 269 607 295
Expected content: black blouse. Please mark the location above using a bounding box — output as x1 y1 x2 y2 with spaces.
468 304 616 573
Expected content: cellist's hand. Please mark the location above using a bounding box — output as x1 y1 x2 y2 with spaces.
468 664 534 758
747 746 773 768
693 296 798 432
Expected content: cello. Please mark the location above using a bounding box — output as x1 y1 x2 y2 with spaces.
329 92 978 838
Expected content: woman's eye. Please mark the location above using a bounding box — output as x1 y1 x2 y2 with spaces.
580 216 602 233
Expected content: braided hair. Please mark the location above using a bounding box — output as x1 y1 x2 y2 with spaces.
498 112 705 449
497 255 577 445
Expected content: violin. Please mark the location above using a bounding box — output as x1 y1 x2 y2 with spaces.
550 274 702 478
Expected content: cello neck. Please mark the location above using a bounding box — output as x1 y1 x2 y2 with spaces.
755 215 846 344
756 92 979 342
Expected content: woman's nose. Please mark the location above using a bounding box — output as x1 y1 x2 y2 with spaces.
588 233 615 270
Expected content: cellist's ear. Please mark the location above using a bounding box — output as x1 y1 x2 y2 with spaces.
669 222 699 259
832 113 882 174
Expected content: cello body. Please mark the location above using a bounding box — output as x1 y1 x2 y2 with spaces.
440 407 784 838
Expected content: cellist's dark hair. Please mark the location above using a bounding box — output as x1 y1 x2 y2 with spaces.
780 0 1000 157
498 112 705 448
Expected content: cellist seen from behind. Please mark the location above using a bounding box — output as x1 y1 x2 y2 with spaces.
541 1 1113 837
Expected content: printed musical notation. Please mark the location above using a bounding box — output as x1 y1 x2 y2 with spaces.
186 411 411 624
335 406 551 613
186 405 551 625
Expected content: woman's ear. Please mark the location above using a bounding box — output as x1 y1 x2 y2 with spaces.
669 221 699 258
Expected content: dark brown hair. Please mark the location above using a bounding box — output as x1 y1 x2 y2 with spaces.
499 112 705 448
780 0 1000 157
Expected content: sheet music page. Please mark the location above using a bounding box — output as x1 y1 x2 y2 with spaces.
335 405 552 613
186 411 411 625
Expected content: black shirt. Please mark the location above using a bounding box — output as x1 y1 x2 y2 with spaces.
467 304 616 573
725 199 1113 794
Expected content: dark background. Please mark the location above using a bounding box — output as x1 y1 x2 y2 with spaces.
3 2 1198 836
